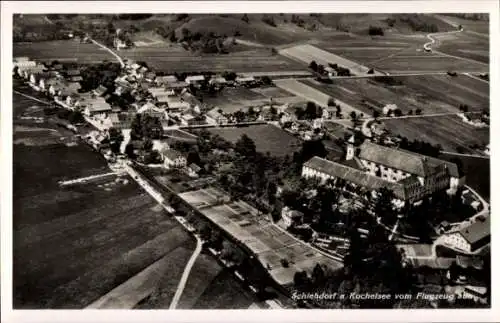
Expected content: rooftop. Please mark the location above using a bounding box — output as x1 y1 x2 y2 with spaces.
358 140 460 178
304 156 408 200
458 215 490 245
161 148 185 161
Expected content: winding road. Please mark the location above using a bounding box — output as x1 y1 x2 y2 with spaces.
89 38 125 68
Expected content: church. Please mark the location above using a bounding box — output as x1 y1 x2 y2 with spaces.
302 137 465 205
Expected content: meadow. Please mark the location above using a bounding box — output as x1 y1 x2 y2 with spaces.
208 124 302 157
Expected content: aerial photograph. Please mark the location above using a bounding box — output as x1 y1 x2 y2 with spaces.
12 12 490 310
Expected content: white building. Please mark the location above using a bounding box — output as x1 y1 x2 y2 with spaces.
162 149 187 169
206 108 228 125
281 206 304 228
185 75 205 84
302 139 464 205
441 216 490 253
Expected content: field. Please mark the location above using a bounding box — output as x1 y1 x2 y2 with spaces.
120 46 304 73
274 79 363 116
399 75 489 110
279 44 379 75
434 14 489 35
383 115 489 154
12 87 250 309
201 87 300 114
371 55 488 74
13 40 115 64
301 73 489 116
208 124 302 157
435 32 489 64
175 253 258 309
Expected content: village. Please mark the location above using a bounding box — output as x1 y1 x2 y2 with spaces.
12 46 491 309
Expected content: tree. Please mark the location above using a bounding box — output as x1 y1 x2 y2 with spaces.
327 98 336 107
108 127 124 154
349 110 358 122
144 149 162 164
125 143 135 159
235 134 257 158
304 101 319 120
415 108 422 115
312 263 326 285
309 60 318 71
168 31 177 43
372 110 380 119
142 138 153 152
241 13 250 23
368 25 384 36
187 149 201 165
293 271 311 290
68 110 85 124
200 225 212 242
181 27 191 41
261 75 272 85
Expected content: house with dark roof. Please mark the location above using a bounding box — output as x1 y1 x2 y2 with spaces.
302 139 464 205
441 216 490 253
302 156 410 201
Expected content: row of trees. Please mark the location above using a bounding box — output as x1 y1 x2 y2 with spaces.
397 14 439 33
368 26 384 36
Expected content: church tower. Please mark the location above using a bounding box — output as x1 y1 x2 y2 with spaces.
346 135 356 160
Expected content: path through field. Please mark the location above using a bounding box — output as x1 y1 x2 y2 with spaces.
13 90 51 105
89 38 125 68
169 236 203 309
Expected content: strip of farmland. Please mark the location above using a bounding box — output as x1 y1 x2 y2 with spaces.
384 115 489 154
119 47 304 73
372 56 488 74
278 44 382 75
13 40 117 64
274 79 365 116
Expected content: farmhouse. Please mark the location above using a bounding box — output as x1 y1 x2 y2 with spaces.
79 95 112 117
156 75 178 85
137 102 166 120
281 206 304 229
187 163 202 178
441 216 490 253
209 76 228 86
13 57 36 69
93 85 108 97
162 149 187 169
206 108 228 125
302 138 464 205
144 71 157 82
235 75 255 85
383 104 398 116
109 112 135 130
185 75 205 84
165 81 189 91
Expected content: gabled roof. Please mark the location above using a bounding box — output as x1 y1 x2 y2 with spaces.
161 149 185 161
358 140 460 178
156 75 178 84
189 163 202 172
458 216 490 245
165 81 188 89
303 156 408 200
138 102 163 114
185 75 205 82
66 69 81 76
